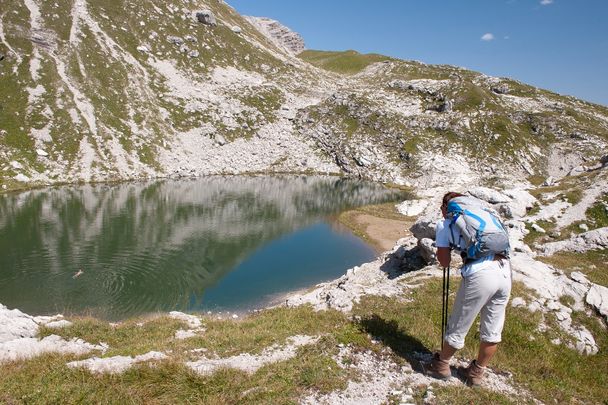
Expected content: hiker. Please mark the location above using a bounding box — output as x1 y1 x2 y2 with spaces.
423 191 512 386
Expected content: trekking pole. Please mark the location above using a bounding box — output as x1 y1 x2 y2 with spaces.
441 267 446 350
444 265 450 347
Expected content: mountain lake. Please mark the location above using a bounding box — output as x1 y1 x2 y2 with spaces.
0 175 407 320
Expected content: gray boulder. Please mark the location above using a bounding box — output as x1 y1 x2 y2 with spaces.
167 36 184 46
410 212 441 241
491 84 510 94
418 238 436 264
196 10 217 26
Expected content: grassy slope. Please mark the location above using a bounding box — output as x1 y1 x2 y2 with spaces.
298 49 393 75
1 276 606 404
1 0 295 189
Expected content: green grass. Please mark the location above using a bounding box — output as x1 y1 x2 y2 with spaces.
299 49 393 75
539 249 608 287
351 280 608 404
3 274 608 403
523 220 556 246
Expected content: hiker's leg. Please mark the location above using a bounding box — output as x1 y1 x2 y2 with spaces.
476 341 498 367
443 273 490 354
439 341 457 360
478 260 512 367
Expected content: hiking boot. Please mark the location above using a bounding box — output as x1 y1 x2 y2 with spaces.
422 352 451 380
457 360 486 387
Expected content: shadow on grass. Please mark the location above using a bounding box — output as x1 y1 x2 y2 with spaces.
357 314 430 371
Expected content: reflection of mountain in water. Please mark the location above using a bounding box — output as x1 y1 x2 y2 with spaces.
0 175 406 320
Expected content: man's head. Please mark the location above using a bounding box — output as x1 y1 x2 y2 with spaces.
441 191 465 218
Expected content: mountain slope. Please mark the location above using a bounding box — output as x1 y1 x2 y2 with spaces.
1 0 607 192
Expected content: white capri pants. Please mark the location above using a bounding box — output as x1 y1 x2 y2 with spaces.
444 259 512 350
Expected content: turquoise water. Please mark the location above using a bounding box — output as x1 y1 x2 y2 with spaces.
0 175 406 320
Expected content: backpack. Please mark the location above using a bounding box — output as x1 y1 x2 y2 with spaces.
446 196 510 261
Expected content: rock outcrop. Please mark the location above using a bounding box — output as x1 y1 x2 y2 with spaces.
539 227 608 256
195 10 216 26
245 16 305 55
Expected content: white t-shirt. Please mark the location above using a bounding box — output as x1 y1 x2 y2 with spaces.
435 219 495 277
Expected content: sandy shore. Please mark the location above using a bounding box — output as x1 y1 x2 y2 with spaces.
337 203 414 252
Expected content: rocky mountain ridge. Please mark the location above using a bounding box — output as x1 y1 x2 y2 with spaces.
1 0 607 193
244 16 306 56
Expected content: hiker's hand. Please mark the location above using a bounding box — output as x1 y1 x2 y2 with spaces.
437 247 451 268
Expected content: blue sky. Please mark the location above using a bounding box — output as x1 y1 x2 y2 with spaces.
228 0 608 106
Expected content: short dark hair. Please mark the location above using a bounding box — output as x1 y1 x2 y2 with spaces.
441 191 465 208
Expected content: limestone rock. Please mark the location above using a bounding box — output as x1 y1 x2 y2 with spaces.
500 189 537 219
491 84 510 94
570 271 590 285
195 10 217 26
410 212 441 241
45 320 73 329
10 161 23 170
231 26 242 34
244 16 305 55
1 335 105 363
586 284 608 320
468 187 511 204
0 305 38 343
395 199 429 217
14 173 30 182
511 297 526 308
67 351 167 374
167 35 184 45
418 238 436 264
169 311 202 329
539 227 608 255
531 223 546 233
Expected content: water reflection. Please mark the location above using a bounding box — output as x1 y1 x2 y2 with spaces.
0 175 406 320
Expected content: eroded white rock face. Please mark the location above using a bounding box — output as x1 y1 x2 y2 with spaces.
586 284 608 320
0 335 106 363
0 305 39 343
244 16 305 55
510 253 599 355
67 351 167 374
0 304 106 363
187 335 318 375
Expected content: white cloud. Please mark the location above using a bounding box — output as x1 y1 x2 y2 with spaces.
481 33 495 41
540 0 554 5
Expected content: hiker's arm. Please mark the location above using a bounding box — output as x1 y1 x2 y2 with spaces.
437 247 451 267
